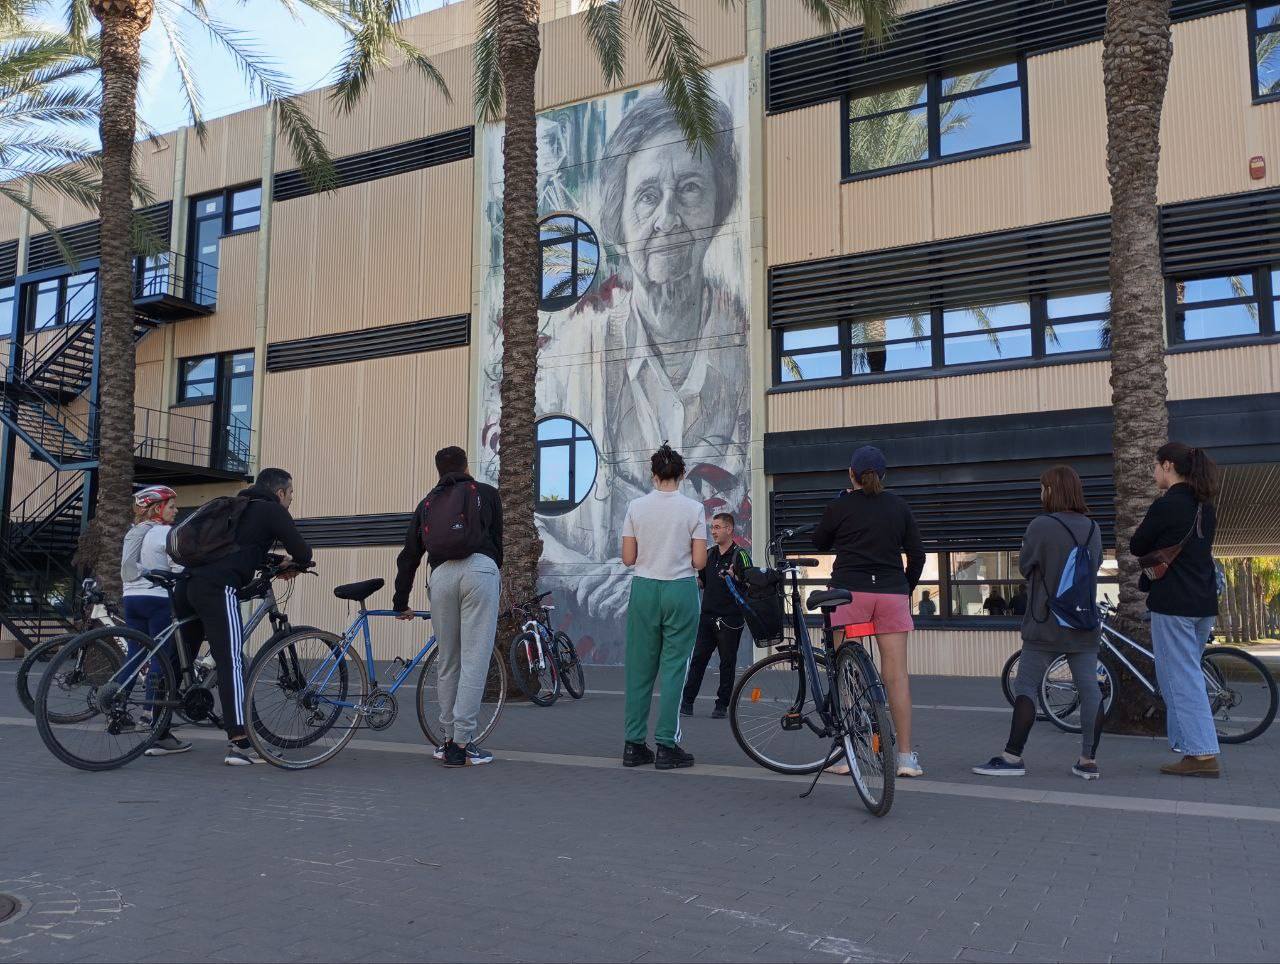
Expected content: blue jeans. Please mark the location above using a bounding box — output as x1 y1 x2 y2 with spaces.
1151 612 1219 757
123 595 178 733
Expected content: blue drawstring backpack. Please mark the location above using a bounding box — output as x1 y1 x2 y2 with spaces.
1045 516 1101 631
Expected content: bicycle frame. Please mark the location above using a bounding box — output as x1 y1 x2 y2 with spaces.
304 609 435 706
1099 622 1158 695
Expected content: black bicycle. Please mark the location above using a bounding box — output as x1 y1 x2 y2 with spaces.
506 591 585 704
16 578 123 718
728 526 897 816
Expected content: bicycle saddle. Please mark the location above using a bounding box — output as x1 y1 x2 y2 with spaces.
806 588 852 611
142 569 184 590
333 578 384 602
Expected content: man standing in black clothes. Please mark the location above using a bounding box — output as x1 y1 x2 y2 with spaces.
680 512 751 719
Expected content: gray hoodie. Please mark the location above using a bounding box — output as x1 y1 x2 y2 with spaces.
122 523 182 598
1018 512 1102 652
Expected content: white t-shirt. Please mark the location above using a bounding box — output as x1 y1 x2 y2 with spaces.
621 489 707 582
123 524 182 598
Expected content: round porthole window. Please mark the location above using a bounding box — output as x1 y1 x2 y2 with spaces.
534 415 598 516
539 215 599 312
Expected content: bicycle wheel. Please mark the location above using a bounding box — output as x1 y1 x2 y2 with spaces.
834 644 895 817
17 634 75 716
416 646 508 747
554 632 586 699
35 628 174 772
1000 651 1020 707
1201 646 1278 744
507 631 560 706
1040 655 1114 734
730 650 842 774
246 628 365 769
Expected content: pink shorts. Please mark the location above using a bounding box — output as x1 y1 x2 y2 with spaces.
830 592 914 635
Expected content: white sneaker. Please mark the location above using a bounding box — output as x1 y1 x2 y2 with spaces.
432 744 446 761
896 751 924 778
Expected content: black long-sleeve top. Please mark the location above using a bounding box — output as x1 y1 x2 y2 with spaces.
187 484 312 589
812 489 926 595
392 474 503 612
1129 482 1218 617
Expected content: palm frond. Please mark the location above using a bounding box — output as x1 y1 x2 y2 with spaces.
0 183 84 269
797 0 898 41
276 94 337 194
330 1 450 114
473 0 502 122
584 0 626 88
626 0 718 151
154 1 208 142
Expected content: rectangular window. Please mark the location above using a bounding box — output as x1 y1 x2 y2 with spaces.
179 356 217 402
1251 2 1280 101
190 182 262 239
228 186 262 233
845 57 1027 179
1045 289 1111 355
948 550 1023 618
1169 271 1265 344
29 278 61 330
942 301 1033 365
850 314 932 374
1 284 15 339
779 325 843 383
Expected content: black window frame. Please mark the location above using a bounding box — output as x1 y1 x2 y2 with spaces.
177 354 219 405
533 414 599 517
189 181 263 240
1165 266 1277 349
538 214 600 312
1249 1 1280 103
21 267 99 333
771 288 1112 388
841 55 1030 183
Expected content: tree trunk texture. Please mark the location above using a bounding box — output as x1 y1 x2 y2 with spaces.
1102 0 1173 734
493 0 544 657
86 3 151 605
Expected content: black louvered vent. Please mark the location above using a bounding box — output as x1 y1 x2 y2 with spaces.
273 127 474 202
0 239 17 282
266 314 470 372
25 203 172 272
766 0 1242 114
294 513 411 548
771 478 1117 552
1160 186 1280 277
769 215 1111 329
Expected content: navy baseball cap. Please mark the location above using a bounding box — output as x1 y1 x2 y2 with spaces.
850 445 887 478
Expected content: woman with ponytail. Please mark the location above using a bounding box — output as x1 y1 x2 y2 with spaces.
1130 442 1222 777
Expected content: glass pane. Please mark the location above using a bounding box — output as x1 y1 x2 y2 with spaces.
64 272 96 324
849 81 927 119
848 106 929 174
939 86 1024 156
537 417 573 441
942 301 1030 334
950 550 1019 581
182 357 215 384
1175 274 1254 304
231 186 261 212
573 438 597 502
230 210 260 232
781 351 842 382
535 415 598 515
1255 4 1280 30
1045 318 1110 354
781 325 839 351
1047 290 1110 319
31 279 60 329
851 339 932 373
539 216 598 309
950 583 1023 617
540 216 578 241
542 242 574 298
198 197 223 217
912 585 942 617
576 239 599 296
850 313 930 343
944 329 1032 364
229 351 254 375
1258 36 1280 97
0 285 13 338
941 61 1019 97
1180 304 1261 341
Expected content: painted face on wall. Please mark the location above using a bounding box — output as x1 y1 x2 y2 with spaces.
620 136 720 286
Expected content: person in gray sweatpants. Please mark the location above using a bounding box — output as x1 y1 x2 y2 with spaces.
393 446 503 767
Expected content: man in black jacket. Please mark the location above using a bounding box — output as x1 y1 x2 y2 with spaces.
174 467 312 765
681 512 751 719
394 447 503 767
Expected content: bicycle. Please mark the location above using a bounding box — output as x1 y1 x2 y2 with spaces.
728 526 897 816
243 576 509 769
17 578 123 717
506 590 584 705
1037 603 1277 743
34 555 315 771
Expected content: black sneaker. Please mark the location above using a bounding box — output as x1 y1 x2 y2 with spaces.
441 741 467 768
655 743 695 770
710 705 727 719
679 702 694 717
623 741 655 767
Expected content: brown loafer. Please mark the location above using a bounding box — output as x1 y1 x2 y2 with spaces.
1160 755 1221 778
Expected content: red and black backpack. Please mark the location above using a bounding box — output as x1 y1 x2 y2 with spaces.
420 479 487 562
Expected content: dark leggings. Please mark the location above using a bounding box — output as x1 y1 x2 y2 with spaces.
1007 648 1104 759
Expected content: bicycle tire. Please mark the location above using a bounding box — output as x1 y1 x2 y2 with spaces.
729 650 843 775
35 628 175 772
834 644 895 817
1202 646 1278 744
416 646 508 747
554 631 586 699
17 634 75 716
1000 651 1020 707
1039 654 1115 734
246 628 364 769
508 631 560 706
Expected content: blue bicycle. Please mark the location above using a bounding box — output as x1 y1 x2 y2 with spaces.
244 577 508 769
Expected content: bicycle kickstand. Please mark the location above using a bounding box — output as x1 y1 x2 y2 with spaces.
800 737 844 799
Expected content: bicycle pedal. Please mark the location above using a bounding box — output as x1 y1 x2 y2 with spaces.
781 711 804 731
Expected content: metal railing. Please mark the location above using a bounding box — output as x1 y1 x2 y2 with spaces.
133 250 219 308
132 404 253 474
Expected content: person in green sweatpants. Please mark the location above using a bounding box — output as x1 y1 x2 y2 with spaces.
620 444 708 770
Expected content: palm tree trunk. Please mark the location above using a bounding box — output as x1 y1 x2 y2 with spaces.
1103 0 1173 733
495 0 544 624
87 2 152 604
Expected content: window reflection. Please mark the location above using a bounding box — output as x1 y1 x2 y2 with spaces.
1171 272 1261 342
535 415 599 515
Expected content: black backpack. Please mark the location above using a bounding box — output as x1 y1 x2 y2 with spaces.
421 478 487 562
166 495 250 568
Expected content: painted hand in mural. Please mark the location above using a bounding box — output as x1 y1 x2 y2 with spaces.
574 560 632 620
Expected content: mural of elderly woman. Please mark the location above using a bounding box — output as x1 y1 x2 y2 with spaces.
534 83 752 632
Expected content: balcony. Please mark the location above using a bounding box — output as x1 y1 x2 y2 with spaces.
132 405 253 485
132 251 218 321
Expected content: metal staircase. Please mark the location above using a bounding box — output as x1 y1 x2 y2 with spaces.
0 470 83 646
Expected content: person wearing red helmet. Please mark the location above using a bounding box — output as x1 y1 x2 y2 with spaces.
122 484 191 756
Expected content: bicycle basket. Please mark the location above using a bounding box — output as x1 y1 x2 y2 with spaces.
727 567 786 644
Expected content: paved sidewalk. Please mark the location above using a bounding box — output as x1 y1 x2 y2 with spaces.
1 667 1277 963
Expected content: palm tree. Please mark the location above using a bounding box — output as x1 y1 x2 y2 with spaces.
5 0 442 600
1102 0 1173 730
474 0 900 610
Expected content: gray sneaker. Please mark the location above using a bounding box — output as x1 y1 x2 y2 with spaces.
224 743 267 766
896 751 924 778
145 734 193 756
